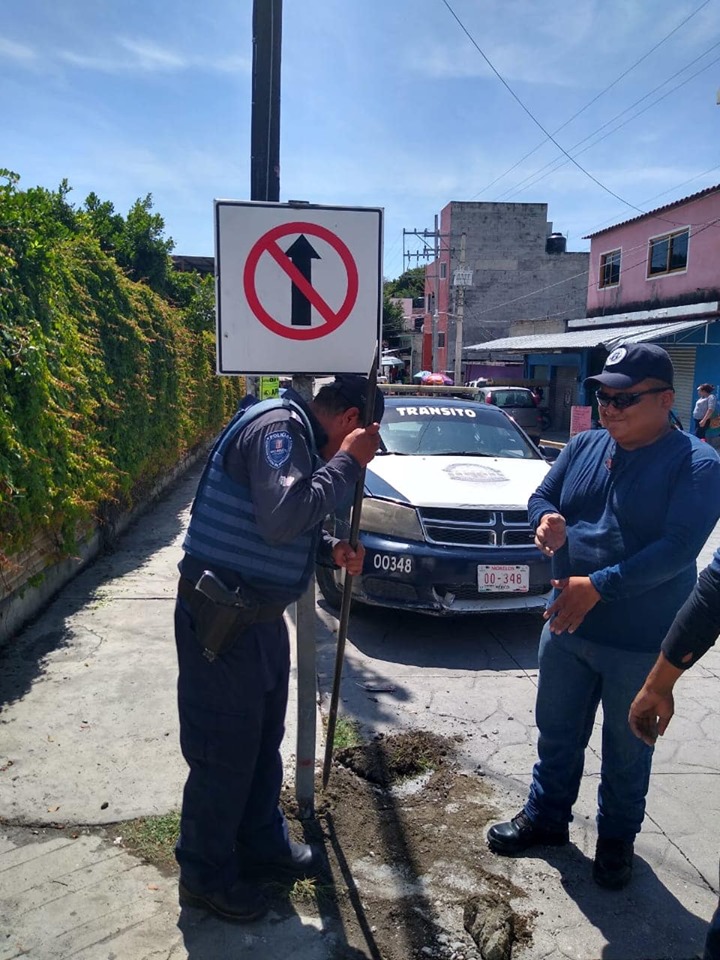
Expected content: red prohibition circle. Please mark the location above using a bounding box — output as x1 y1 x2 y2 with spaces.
243 221 359 341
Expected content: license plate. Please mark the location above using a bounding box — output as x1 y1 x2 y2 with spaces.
477 564 529 593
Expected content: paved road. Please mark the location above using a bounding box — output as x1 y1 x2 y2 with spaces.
0 461 718 959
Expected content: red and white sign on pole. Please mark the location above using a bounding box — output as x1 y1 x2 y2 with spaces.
215 200 383 374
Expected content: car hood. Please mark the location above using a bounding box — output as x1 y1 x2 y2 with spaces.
366 455 549 509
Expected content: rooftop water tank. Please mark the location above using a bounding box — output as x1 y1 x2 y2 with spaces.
546 232 567 254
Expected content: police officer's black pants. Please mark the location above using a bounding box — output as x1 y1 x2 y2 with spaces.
174 598 291 893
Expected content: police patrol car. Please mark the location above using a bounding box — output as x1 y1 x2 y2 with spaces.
316 389 554 615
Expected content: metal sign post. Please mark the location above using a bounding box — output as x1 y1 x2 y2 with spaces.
291 374 317 819
322 348 379 789
245 2 381 816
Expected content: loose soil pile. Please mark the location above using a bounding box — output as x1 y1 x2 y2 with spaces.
281 731 536 960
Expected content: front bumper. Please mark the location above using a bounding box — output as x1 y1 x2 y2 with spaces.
350 532 552 615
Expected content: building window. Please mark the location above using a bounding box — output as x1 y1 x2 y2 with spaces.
648 228 689 277
599 249 621 288
438 332 446 348
440 261 447 279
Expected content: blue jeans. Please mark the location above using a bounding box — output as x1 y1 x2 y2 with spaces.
174 599 291 893
524 624 657 841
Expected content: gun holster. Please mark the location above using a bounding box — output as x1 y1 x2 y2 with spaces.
177 576 285 660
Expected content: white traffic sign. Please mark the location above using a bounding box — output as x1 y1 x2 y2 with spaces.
215 200 382 374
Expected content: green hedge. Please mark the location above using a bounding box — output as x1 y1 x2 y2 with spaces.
0 172 243 561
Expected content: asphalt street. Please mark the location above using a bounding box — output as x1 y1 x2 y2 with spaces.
0 460 718 959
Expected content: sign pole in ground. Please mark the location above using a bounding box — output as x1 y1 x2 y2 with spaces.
322 346 379 789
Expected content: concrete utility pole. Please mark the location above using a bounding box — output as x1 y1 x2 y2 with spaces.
250 0 316 820
453 232 466 385
402 221 451 372
251 0 281 204
432 214 440 372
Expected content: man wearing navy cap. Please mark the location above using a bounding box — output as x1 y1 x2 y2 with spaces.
174 375 382 922
487 343 720 890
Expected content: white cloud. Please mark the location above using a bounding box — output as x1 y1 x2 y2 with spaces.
0 36 36 63
58 36 250 75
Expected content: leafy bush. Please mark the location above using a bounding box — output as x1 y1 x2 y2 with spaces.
0 171 242 561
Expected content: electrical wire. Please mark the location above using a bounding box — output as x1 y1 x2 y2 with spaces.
461 213 720 328
440 0 655 216
495 43 720 209
469 0 712 201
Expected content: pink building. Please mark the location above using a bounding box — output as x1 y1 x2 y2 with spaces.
586 184 720 317
472 184 720 430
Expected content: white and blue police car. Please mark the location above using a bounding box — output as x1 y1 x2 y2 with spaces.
316 392 555 616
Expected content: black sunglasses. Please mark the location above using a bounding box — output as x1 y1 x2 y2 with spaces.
595 387 671 410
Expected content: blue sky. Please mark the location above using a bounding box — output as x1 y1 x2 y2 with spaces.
3 0 719 280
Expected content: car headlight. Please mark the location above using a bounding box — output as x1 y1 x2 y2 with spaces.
360 498 425 541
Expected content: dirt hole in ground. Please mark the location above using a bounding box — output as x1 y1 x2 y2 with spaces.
334 730 453 786
280 731 536 960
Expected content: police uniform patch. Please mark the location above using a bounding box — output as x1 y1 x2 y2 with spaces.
606 346 627 366
265 431 293 469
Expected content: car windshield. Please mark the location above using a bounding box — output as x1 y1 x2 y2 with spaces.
491 389 536 409
380 404 540 459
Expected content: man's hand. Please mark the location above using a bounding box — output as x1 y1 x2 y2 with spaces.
628 686 674 746
628 653 684 746
535 513 567 557
332 540 365 576
341 423 381 467
544 576 600 634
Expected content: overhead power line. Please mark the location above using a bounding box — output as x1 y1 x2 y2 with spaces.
469 0 711 201
440 0 656 216
495 42 720 207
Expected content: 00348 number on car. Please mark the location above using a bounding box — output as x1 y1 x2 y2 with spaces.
372 554 413 574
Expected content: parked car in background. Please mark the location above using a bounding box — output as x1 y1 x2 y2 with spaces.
474 385 544 440
316 394 553 616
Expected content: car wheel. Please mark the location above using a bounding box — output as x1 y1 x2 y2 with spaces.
315 564 349 613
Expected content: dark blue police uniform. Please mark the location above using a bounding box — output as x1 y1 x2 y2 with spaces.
175 388 361 897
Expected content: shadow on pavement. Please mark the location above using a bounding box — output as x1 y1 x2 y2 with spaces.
539 844 709 959
317 599 541 673
0 466 195 711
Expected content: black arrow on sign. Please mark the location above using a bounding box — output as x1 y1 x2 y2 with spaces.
285 235 321 326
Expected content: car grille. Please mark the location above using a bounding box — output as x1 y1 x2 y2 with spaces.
418 507 535 548
503 529 535 546
434 583 550 601
362 579 419 602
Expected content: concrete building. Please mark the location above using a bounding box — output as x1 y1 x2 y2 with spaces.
387 296 425 379
422 201 589 374
469 184 720 433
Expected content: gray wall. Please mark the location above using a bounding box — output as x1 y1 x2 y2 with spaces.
446 202 589 352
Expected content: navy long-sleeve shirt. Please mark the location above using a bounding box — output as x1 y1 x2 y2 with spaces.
180 390 361 603
528 429 720 651
662 547 720 668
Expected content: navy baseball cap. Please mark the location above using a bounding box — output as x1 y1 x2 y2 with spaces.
332 374 385 423
584 343 674 389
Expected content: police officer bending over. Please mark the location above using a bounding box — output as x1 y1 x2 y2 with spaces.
175 375 383 922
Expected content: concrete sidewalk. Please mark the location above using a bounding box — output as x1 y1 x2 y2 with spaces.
0 461 718 959
0 465 338 960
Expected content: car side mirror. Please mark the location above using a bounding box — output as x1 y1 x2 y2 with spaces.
538 444 561 462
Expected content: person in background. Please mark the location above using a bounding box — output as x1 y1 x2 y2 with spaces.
174 375 383 923
485 343 720 891
692 383 717 440
629 546 720 960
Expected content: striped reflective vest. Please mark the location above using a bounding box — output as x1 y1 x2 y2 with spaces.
182 398 319 594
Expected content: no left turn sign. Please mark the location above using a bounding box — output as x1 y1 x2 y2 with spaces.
215 201 382 374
